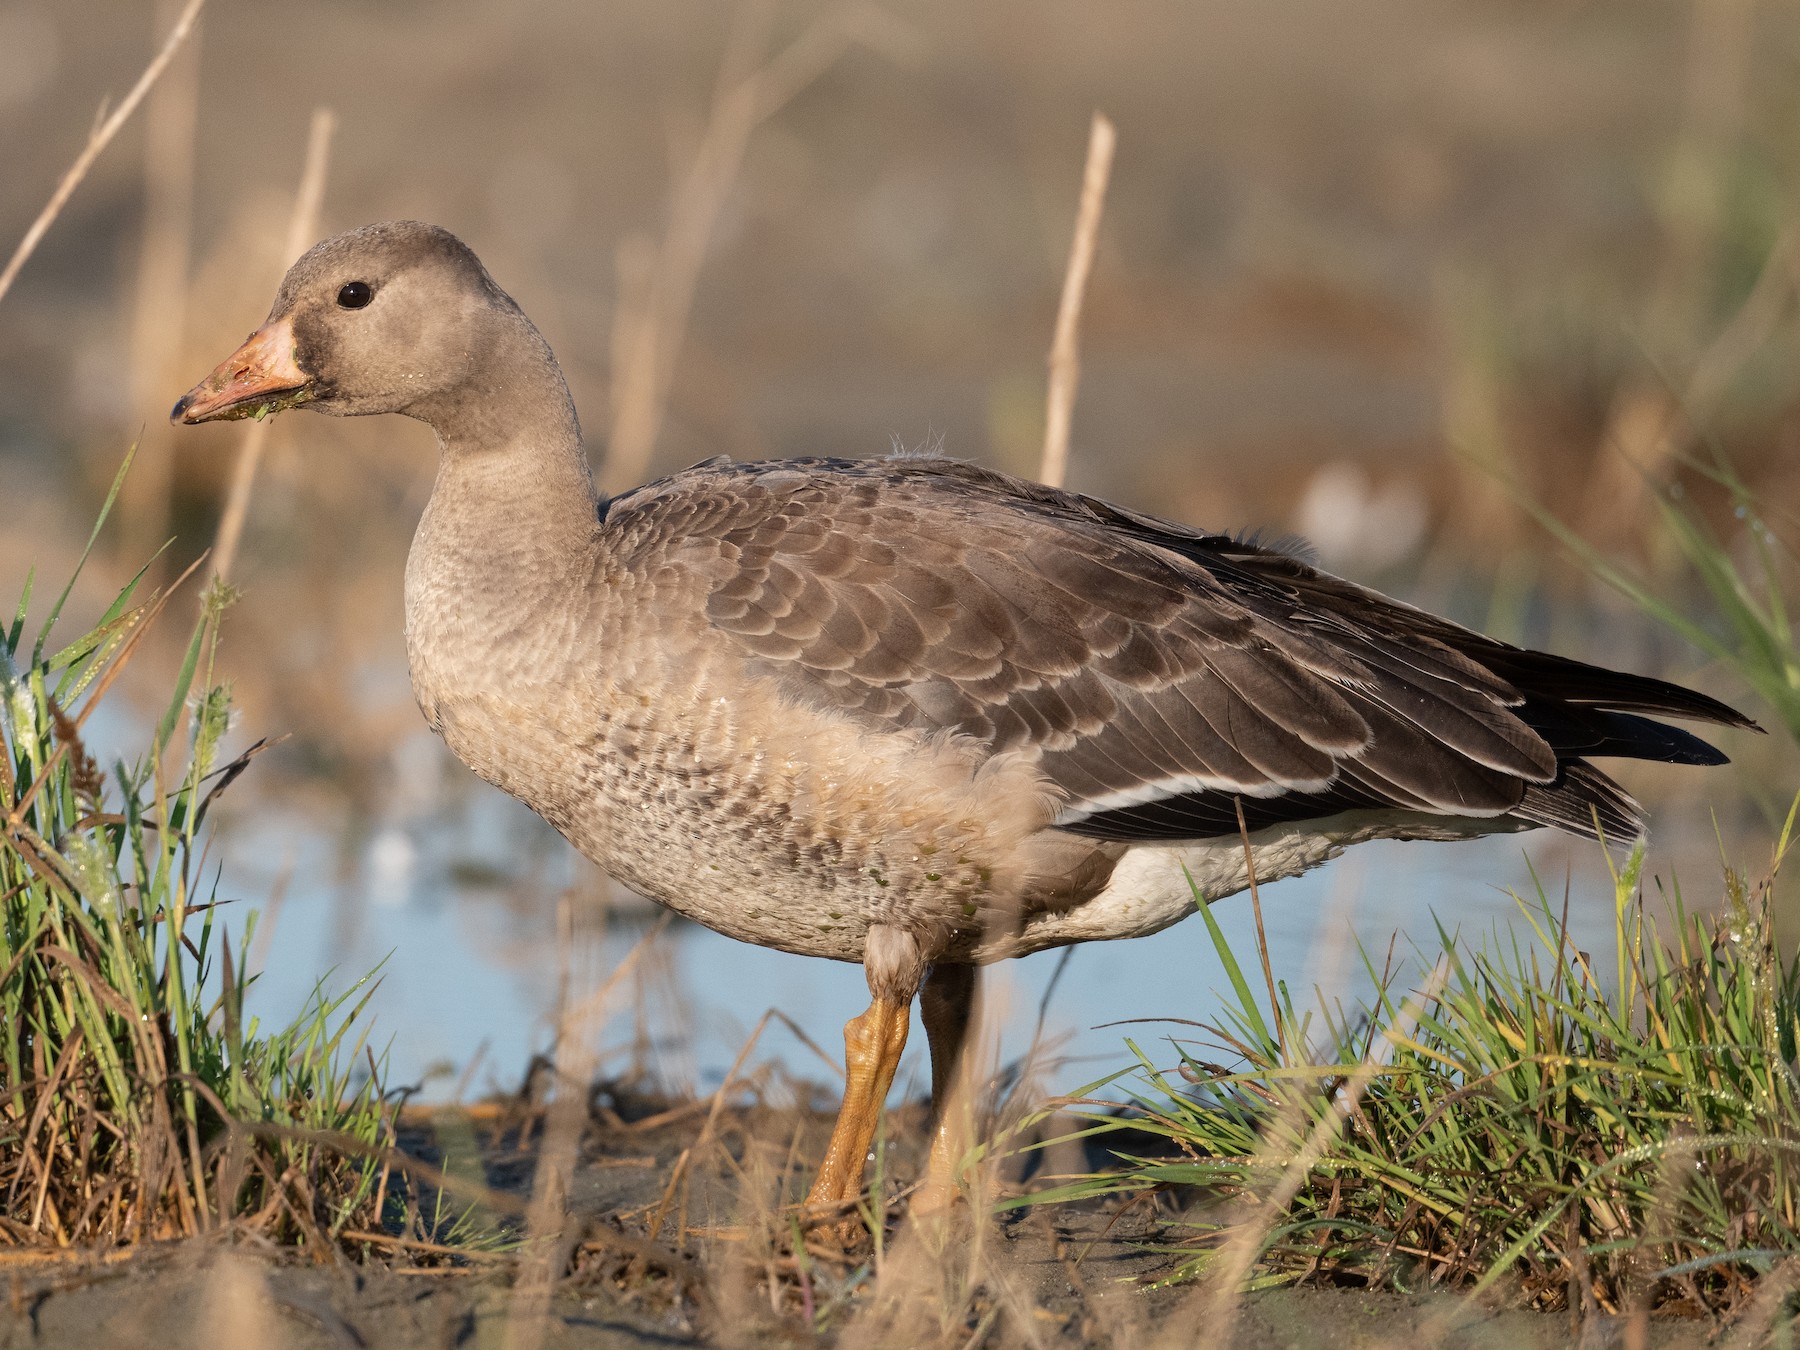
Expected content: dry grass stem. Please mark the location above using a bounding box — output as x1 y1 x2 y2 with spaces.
1683 218 1800 416
4 519 393 1254
1038 111 1115 490
1234 795 1287 1064
120 0 203 565
601 2 902 493
502 907 668 1350
647 1007 781 1244
0 0 208 310
1585 213 1800 546
1654 0 1755 339
210 106 337 589
1722 1256 1800 1350
197 1254 281 1350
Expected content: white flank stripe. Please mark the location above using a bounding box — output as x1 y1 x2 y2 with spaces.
1054 773 1335 826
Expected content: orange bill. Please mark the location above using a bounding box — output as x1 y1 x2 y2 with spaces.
170 317 312 424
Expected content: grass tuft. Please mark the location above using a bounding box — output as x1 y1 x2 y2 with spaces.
0 470 391 1249
1012 814 1800 1317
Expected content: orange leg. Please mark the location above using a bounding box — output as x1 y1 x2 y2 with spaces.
805 995 912 1208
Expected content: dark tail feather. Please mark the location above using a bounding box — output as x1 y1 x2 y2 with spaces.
1458 645 1759 732
1520 703 1732 766
1514 760 1648 841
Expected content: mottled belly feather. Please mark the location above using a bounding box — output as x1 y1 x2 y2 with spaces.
435 643 1075 962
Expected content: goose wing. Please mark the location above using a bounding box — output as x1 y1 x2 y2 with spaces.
608 456 1746 841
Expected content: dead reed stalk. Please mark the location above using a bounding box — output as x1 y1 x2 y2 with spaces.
1722 1257 1800 1350
1038 112 1115 491
600 1 910 493
209 106 336 589
501 908 668 1350
121 0 203 567
0 0 208 310
1591 222 1794 519
197 1255 281 1350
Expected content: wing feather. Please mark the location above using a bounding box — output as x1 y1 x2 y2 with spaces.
607 455 1747 845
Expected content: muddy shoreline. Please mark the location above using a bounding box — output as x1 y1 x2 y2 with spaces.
0 1101 1736 1349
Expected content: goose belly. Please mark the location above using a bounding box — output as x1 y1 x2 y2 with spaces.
524 673 1064 963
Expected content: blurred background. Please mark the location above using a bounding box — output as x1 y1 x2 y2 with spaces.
1 0 1795 1102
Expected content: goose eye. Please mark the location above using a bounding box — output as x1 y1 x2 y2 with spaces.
336 281 373 310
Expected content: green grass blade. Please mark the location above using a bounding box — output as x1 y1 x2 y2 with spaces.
32 443 138 664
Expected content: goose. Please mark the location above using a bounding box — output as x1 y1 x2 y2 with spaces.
173 221 1754 1215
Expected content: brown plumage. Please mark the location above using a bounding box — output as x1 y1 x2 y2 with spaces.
630 454 1744 843
173 221 1756 1215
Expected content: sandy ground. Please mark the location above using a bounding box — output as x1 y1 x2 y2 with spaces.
0 1102 1748 1350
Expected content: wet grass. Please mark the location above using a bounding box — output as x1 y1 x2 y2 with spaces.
1014 824 1800 1319
0 460 392 1248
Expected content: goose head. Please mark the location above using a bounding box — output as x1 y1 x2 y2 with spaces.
171 220 538 431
